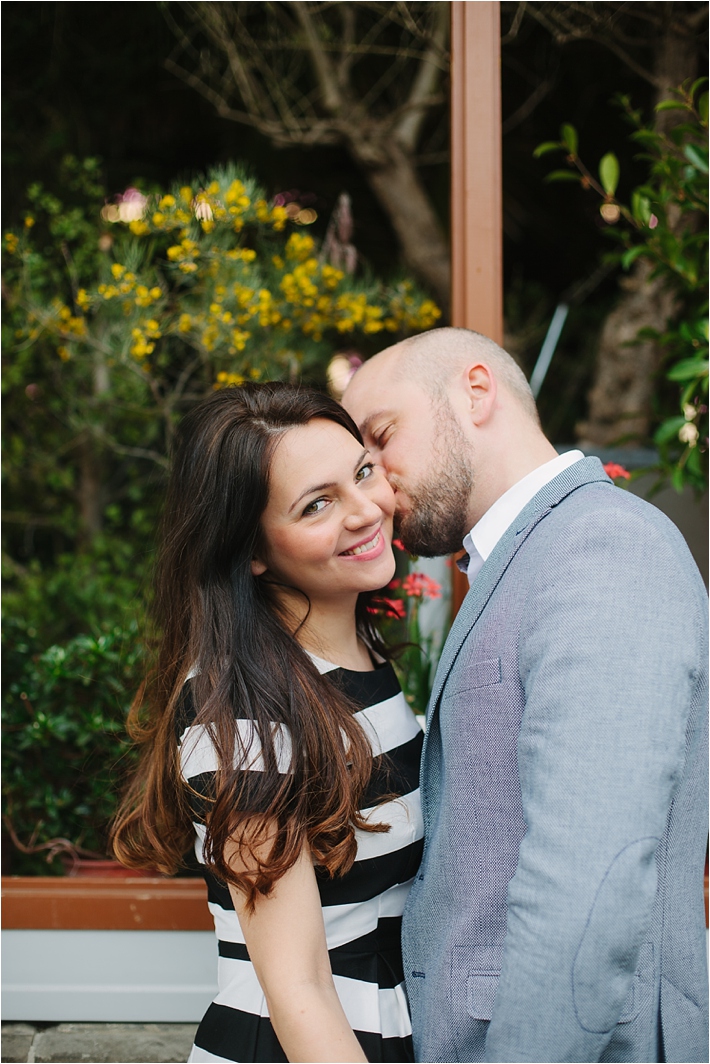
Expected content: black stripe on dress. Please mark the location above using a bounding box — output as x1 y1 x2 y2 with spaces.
326 662 402 707
315 837 423 905
193 1003 414 1064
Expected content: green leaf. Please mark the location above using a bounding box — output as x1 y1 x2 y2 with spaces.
543 170 581 184
655 100 688 113
533 141 563 159
598 153 620 197
654 416 687 445
667 358 709 382
621 245 647 270
631 191 652 225
698 92 709 125
689 77 709 101
686 445 703 476
671 465 686 493
560 124 578 154
683 143 709 174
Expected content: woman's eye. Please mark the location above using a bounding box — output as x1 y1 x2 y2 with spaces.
355 462 375 482
302 497 328 516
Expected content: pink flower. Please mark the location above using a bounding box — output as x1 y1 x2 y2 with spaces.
401 572 443 600
392 539 406 552
603 462 631 481
116 188 148 223
382 598 407 619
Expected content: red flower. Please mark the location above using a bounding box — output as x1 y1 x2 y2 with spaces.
392 539 407 552
369 597 407 619
603 462 631 481
401 572 443 600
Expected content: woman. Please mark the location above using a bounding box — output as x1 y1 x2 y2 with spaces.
111 383 424 1063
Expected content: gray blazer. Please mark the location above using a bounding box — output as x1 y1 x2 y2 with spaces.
402 457 708 1063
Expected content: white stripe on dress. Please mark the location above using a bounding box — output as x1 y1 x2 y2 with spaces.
213 957 412 1038
207 876 416 950
179 691 419 780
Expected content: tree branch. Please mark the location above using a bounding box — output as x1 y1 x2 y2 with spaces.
502 76 555 135
395 1 449 152
292 1 344 115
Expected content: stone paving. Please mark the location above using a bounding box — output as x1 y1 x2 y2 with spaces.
1 1023 199 1064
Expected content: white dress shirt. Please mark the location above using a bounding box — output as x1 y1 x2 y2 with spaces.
461 450 585 586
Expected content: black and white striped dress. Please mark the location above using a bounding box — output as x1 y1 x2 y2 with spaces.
180 654 424 1064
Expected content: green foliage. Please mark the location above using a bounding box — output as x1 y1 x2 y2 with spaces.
536 80 709 492
2 619 145 874
2 156 440 871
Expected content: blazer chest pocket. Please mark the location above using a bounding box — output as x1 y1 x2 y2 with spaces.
452 657 502 695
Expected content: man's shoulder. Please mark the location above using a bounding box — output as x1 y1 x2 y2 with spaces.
530 478 705 600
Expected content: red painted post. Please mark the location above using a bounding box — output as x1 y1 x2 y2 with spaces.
450 1 503 614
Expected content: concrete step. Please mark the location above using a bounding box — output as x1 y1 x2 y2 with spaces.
1 1023 198 1063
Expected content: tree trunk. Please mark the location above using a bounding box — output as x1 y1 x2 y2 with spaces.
351 142 451 313
576 10 698 448
76 353 110 549
77 435 103 549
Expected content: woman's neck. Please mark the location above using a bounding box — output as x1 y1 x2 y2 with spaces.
283 593 372 671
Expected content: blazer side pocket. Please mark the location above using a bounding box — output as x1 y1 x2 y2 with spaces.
467 972 499 1020
453 656 502 694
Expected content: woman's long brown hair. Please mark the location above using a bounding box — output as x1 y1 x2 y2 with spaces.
111 383 390 909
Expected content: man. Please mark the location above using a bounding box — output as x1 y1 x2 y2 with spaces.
342 327 708 1063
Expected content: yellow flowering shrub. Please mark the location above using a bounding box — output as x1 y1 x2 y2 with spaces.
5 163 440 399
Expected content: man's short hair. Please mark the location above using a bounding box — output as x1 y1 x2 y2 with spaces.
393 327 539 424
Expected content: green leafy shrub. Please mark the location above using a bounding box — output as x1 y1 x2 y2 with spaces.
3 620 144 874
536 79 708 492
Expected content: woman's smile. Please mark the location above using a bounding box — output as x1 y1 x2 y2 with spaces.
339 527 385 558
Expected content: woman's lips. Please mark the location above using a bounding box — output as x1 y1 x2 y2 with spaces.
339 528 386 560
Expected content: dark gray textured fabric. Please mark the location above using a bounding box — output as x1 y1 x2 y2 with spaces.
402 457 708 1063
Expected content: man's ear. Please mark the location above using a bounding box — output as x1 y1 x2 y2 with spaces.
466 363 497 426
250 557 267 576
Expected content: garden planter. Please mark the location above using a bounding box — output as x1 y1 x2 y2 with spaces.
1 876 217 1021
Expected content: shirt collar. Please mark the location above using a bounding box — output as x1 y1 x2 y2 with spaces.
461 450 585 586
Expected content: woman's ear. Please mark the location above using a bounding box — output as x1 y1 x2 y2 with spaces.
250 557 267 577
466 362 497 426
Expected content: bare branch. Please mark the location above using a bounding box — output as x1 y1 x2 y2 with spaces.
502 76 555 135
501 2 528 45
292 1 345 114
395 1 449 151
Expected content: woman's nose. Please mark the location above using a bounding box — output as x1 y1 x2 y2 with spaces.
344 489 382 529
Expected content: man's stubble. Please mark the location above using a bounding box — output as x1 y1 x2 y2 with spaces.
393 406 474 558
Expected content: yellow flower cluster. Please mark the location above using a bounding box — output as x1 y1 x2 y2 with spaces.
284 232 316 262
56 304 87 338
126 177 288 238
4 232 19 254
214 371 245 389
167 238 200 274
130 319 161 361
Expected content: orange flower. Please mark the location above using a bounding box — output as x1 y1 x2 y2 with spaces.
369 597 407 620
401 572 442 600
603 462 631 481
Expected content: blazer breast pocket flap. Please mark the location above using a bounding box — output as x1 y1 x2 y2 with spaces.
453 657 502 695
467 972 499 1021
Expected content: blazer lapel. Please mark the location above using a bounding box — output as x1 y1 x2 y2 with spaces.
425 456 611 727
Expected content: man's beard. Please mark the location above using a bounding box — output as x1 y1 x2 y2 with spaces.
394 417 474 557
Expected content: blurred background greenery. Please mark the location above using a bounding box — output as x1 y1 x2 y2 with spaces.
2 2 707 873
